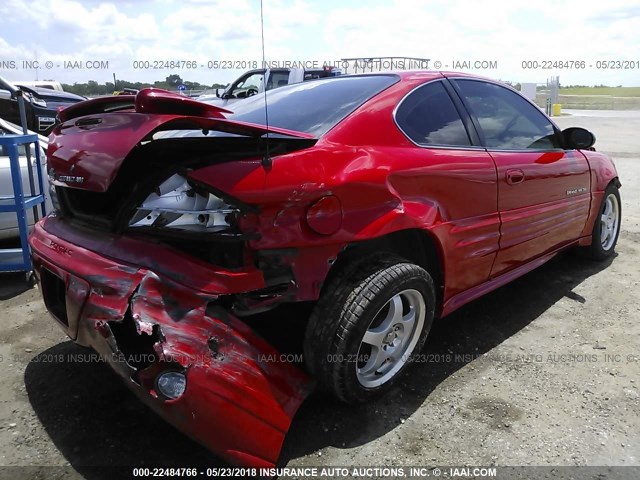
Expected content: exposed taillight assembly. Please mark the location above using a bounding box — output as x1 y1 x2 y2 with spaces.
128 173 240 234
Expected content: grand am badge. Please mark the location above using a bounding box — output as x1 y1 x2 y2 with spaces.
50 166 84 184
57 175 85 184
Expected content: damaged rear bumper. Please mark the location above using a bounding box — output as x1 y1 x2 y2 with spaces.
28 216 313 467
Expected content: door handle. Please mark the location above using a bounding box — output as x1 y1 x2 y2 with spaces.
506 169 525 185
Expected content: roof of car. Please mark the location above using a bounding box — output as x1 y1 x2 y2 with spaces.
341 70 496 82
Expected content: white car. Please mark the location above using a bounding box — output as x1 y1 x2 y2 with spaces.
0 119 51 240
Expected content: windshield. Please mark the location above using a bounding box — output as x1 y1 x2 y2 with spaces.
209 74 399 137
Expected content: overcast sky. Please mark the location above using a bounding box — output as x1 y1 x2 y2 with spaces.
1 0 639 87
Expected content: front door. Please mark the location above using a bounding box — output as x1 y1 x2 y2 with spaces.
452 79 591 277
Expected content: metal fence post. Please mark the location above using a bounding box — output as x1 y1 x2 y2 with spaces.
16 89 39 222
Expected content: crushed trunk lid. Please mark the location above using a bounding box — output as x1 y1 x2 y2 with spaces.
49 88 316 192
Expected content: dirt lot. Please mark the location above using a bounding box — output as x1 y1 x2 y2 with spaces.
0 111 639 479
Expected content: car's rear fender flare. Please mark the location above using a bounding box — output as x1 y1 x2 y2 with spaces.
247 201 448 306
319 227 446 315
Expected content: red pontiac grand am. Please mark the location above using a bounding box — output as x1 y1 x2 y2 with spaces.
29 71 621 467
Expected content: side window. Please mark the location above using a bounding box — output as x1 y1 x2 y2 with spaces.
395 81 471 146
228 72 264 98
266 71 290 90
455 80 560 150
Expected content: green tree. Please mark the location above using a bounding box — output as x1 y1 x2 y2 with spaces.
61 77 214 96
165 74 184 86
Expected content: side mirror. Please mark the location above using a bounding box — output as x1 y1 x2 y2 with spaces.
563 127 596 150
0 89 12 100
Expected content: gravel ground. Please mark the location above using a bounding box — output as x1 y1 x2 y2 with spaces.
0 111 639 480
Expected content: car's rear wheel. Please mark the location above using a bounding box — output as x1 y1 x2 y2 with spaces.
584 183 621 260
303 255 435 404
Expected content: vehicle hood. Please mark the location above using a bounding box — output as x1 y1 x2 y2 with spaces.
196 94 221 102
18 85 86 103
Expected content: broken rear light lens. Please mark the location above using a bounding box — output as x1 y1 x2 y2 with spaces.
128 173 239 233
155 371 187 400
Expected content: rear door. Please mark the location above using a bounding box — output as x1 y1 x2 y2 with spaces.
451 79 591 277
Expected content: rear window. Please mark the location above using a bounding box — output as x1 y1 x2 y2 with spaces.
395 81 471 146
214 75 399 137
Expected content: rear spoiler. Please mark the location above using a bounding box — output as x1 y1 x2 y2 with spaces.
58 88 233 123
57 95 136 121
57 87 314 140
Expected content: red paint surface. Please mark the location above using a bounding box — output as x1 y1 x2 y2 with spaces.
30 75 620 466
29 220 312 467
305 195 343 235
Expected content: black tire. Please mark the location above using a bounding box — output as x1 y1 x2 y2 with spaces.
26 271 37 288
584 183 621 260
303 254 436 404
